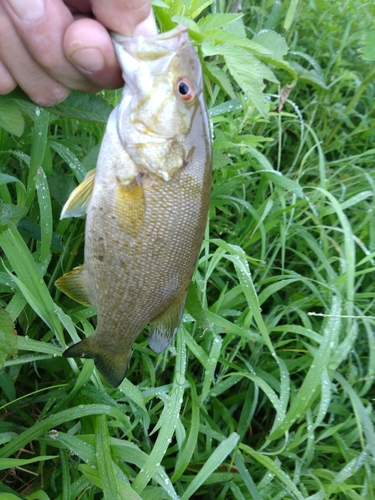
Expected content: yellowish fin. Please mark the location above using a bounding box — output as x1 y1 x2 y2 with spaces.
149 289 188 353
55 264 95 307
63 336 130 387
61 169 96 219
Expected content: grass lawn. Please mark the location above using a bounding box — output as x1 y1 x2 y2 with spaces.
0 0 374 498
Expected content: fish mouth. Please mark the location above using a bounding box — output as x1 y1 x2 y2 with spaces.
111 24 189 61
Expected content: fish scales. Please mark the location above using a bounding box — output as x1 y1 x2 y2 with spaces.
56 24 211 387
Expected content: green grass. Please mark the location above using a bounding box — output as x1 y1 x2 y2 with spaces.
1 0 375 498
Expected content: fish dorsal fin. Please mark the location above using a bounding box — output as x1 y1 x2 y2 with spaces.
61 169 96 219
63 336 131 387
55 264 95 307
148 289 188 354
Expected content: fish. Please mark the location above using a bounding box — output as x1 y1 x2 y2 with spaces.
55 24 212 387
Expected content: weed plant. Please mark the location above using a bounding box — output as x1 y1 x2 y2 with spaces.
0 0 374 498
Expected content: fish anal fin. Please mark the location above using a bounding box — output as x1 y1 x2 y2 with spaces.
61 169 96 219
63 336 131 387
115 179 145 236
149 289 188 354
55 264 94 307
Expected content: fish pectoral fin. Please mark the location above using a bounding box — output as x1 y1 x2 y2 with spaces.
55 264 95 307
63 336 130 387
115 180 145 235
61 169 96 219
148 289 188 354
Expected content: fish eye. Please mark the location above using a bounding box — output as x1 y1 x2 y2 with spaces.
177 78 195 102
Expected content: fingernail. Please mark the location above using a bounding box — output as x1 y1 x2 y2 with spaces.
71 48 105 74
7 0 45 22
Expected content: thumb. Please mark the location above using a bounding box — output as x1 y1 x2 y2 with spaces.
91 0 157 36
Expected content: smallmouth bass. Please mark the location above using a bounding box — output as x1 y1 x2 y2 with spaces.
56 24 212 387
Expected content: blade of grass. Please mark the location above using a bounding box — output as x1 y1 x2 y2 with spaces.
180 432 239 500
132 325 187 493
95 414 119 500
36 167 53 261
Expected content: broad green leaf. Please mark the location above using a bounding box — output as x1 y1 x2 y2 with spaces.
198 13 244 32
0 204 27 234
0 96 25 136
0 308 17 369
49 91 112 122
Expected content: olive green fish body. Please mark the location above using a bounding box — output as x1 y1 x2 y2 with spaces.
56 25 211 387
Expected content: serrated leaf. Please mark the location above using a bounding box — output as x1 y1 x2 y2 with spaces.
253 30 288 60
224 17 246 37
48 91 112 123
151 0 170 8
221 45 267 117
0 307 17 369
171 15 200 33
188 0 214 19
205 63 236 99
359 32 375 61
289 61 328 89
0 203 27 234
212 149 233 170
257 60 279 83
203 30 272 55
0 96 25 136
198 13 244 32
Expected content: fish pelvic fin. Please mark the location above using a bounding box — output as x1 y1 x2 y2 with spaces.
55 264 95 307
61 169 96 219
148 289 188 354
63 336 130 388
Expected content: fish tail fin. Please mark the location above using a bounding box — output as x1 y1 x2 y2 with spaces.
63 337 130 387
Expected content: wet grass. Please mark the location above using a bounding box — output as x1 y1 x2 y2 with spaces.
0 0 374 498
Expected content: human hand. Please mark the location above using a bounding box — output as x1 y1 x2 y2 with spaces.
0 0 157 106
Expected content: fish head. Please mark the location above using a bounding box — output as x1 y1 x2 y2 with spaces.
112 24 205 181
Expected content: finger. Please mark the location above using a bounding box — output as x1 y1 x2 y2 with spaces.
0 59 17 95
91 0 157 36
0 3 70 105
1 0 100 92
64 17 123 89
